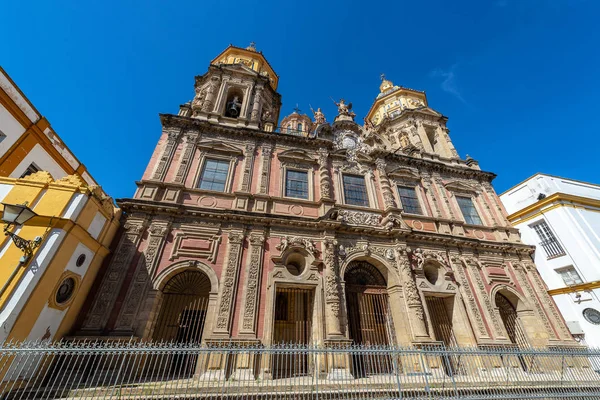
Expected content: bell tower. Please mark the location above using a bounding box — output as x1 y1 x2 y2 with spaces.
365 75 459 160
184 43 282 131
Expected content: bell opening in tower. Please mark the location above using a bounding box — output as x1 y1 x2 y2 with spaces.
224 88 244 118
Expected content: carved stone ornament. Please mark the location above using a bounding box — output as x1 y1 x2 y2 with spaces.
337 209 381 226
411 248 449 270
396 246 425 320
276 236 318 256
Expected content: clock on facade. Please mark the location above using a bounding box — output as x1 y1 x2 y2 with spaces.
583 308 600 325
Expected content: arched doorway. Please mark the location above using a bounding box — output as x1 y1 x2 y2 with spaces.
344 260 395 376
152 270 211 343
495 292 530 370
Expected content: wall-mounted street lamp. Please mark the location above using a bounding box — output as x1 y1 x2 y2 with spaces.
1 202 42 263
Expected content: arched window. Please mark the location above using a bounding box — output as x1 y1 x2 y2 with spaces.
297 123 303 132
224 89 243 118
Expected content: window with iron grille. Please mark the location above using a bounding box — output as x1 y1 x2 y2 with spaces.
456 196 483 225
343 174 369 207
198 158 230 192
532 221 565 258
20 163 40 179
285 170 309 199
556 266 583 286
398 185 423 215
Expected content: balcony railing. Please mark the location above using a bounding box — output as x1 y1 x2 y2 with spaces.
539 238 566 258
0 341 599 399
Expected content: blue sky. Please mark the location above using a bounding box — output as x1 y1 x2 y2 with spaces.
2 0 598 199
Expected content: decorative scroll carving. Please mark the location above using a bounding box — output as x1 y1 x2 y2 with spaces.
81 220 147 331
411 248 450 270
317 148 332 200
258 145 273 194
174 131 199 184
463 256 504 338
375 158 397 209
512 263 558 340
114 221 171 332
239 143 256 192
240 233 265 334
337 209 381 226
276 236 318 256
215 232 245 332
152 130 180 181
449 254 489 338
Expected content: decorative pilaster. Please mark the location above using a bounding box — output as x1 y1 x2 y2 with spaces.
317 148 333 200
375 158 397 209
449 254 490 339
420 172 442 218
174 131 199 184
250 84 264 123
323 238 342 337
239 233 265 336
463 256 505 339
81 219 147 332
113 221 171 333
258 145 273 195
214 231 245 336
433 175 456 219
524 262 572 340
482 182 510 227
152 130 180 181
201 76 220 113
239 143 256 193
397 246 429 340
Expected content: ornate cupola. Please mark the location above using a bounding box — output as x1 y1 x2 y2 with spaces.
280 106 313 137
364 75 459 160
189 43 282 131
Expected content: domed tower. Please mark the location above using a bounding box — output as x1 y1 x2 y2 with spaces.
187 42 282 131
280 107 313 137
365 74 459 159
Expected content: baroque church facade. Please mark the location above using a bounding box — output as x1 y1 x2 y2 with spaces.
75 43 575 360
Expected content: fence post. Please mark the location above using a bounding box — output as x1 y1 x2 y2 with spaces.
392 346 402 399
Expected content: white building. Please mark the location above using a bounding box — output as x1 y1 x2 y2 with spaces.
500 174 600 347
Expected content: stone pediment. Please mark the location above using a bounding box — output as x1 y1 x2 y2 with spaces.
389 167 420 181
197 140 244 155
444 180 478 193
277 149 317 164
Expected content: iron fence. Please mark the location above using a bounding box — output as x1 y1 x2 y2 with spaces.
0 341 599 399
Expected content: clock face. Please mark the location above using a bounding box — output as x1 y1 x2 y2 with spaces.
583 308 600 325
342 136 357 150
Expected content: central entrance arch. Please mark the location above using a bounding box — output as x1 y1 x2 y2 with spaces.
344 260 395 377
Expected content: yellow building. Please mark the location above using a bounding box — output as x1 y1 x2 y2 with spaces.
0 172 119 343
0 66 96 183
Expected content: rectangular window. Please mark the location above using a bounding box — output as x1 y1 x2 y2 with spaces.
285 170 309 199
20 163 40 179
343 174 369 207
456 196 483 225
198 158 230 192
556 266 583 286
532 221 565 258
398 186 423 215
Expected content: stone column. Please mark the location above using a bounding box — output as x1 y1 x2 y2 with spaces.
323 238 342 338
448 254 491 341
152 129 180 181
463 256 505 339
396 246 429 341
173 131 199 184
113 220 171 334
238 233 265 337
213 231 245 336
375 158 397 210
250 84 264 123
80 219 147 333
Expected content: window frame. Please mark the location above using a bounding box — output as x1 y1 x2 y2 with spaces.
531 220 566 259
20 163 41 179
455 195 484 226
342 173 371 208
555 266 583 286
195 155 235 193
284 168 310 200
397 184 424 215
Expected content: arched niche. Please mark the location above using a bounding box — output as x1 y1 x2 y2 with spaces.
223 87 245 118
142 260 219 343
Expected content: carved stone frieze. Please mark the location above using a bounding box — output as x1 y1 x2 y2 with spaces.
337 209 381 226
411 248 449 270
276 236 318 256
169 225 221 263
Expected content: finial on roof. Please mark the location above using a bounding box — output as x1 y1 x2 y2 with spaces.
247 42 257 51
379 74 394 93
380 73 386 81
293 104 301 114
